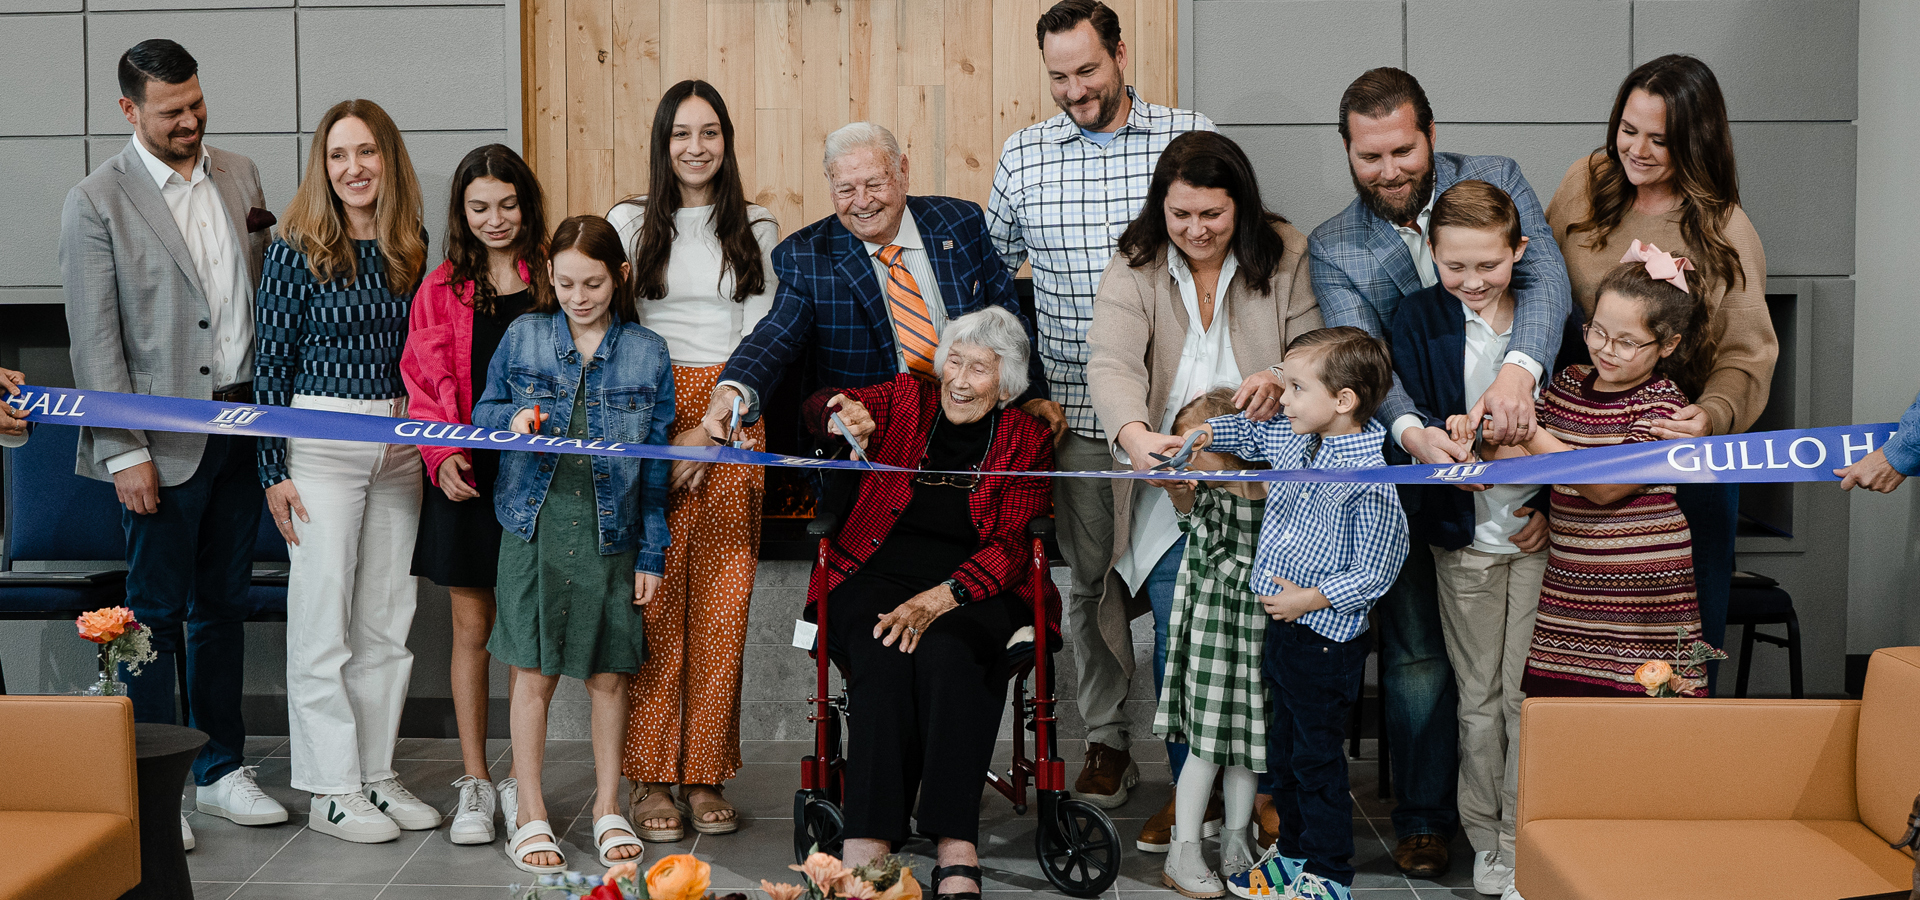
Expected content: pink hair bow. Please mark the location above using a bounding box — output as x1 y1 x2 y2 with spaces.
1620 239 1694 294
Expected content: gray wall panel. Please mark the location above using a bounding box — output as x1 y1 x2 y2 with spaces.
1439 123 1603 210
0 0 79 11
1635 0 1859 122
86 10 298 135
91 0 290 8
1192 0 1403 125
0 15 85 136
1219 123 1354 235
297 7 506 132
1733 121 1857 277
0 139 87 286
1409 0 1628 123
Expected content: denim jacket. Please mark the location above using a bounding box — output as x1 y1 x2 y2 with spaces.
473 311 675 575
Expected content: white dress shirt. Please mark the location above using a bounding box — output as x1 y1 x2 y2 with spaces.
108 139 253 475
1113 248 1242 592
1462 301 1537 553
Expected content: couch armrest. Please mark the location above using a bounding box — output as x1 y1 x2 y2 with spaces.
1517 697 1862 829
0 696 138 823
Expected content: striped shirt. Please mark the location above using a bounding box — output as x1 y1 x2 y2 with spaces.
987 87 1214 437
1204 415 1409 642
254 238 413 486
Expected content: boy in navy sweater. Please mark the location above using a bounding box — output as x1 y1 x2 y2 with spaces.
1387 180 1580 900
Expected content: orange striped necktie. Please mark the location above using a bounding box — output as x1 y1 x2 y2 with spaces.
876 244 938 377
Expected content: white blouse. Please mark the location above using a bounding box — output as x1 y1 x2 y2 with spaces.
606 201 780 367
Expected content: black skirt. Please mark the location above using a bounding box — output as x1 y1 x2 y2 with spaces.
411 447 504 588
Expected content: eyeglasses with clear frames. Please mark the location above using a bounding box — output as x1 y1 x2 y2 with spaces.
1581 322 1656 358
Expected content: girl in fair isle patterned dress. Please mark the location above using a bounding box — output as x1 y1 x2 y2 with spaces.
1466 243 1714 698
1155 388 1270 899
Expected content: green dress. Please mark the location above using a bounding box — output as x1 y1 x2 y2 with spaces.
1152 485 1269 770
489 374 648 678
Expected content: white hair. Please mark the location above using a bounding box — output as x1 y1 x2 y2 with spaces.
822 122 904 176
935 306 1031 406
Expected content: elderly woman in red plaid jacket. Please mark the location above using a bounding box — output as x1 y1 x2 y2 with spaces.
801 305 1060 899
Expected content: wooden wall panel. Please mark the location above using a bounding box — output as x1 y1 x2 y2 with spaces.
523 0 1178 234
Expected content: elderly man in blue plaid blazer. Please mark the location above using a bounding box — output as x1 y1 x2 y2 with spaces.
706 123 1042 436
1241 68 1572 884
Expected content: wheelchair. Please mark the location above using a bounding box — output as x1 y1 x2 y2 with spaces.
791 511 1122 898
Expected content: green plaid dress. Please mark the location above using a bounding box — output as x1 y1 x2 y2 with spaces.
1153 486 1269 770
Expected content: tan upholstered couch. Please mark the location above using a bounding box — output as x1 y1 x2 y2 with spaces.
0 696 141 900
1514 646 1920 899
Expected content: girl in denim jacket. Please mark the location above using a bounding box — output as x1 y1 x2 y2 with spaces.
473 215 673 874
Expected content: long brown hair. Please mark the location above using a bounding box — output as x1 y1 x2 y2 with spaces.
1592 260 1716 399
1116 131 1289 294
443 143 552 316
281 99 427 294
541 215 639 325
613 80 770 303
1568 55 1745 295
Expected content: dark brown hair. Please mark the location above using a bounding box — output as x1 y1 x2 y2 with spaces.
118 39 196 105
1117 131 1290 294
443 144 552 316
1338 67 1433 143
615 80 770 303
1285 326 1393 423
1592 260 1715 399
1429 179 1521 249
1036 0 1121 56
542 215 639 325
1569 54 1745 295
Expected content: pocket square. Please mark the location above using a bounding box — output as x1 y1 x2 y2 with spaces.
246 207 277 234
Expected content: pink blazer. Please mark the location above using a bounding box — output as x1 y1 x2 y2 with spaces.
400 259 533 487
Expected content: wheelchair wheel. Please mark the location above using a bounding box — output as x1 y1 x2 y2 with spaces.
793 790 846 864
1034 793 1119 897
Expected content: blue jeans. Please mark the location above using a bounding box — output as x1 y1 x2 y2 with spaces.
121 433 261 787
1377 540 1459 840
1676 483 1737 693
1266 621 1369 886
1146 535 1189 778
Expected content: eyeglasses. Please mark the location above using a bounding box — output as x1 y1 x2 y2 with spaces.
1581 322 1656 358
912 472 981 490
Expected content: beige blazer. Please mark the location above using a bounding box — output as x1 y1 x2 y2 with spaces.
1084 219 1322 675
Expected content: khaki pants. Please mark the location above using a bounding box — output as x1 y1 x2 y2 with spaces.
1432 544 1546 861
1054 432 1125 749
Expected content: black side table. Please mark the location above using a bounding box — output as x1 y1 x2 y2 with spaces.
127 722 208 900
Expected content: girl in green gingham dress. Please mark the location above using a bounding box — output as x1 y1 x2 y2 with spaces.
1153 390 1271 894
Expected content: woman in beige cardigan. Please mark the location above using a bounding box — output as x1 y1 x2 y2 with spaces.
1086 130 1322 857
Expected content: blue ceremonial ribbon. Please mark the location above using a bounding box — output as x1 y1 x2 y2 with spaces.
7 385 1897 485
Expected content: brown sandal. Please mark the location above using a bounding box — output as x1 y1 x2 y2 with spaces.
678 784 739 835
626 782 684 842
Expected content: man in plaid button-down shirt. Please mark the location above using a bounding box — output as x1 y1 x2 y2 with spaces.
986 0 1214 819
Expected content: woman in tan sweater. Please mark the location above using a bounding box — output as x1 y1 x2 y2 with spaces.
1544 53 1774 692
1086 131 1321 872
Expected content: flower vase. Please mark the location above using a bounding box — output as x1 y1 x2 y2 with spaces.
84 646 128 697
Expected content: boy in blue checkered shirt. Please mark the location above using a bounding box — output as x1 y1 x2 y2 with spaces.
1143 326 1409 900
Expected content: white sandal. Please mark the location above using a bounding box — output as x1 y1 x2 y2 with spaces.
593 813 647 867
505 819 566 874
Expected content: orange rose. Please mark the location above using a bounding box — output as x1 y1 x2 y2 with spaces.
645 853 711 900
792 852 851 891
876 868 924 900
76 607 137 644
1633 660 1673 692
760 881 806 900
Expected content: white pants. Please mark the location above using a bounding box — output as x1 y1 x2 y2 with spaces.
1432 544 1546 862
284 395 424 795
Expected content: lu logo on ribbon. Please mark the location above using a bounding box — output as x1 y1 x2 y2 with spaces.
6 385 1897 485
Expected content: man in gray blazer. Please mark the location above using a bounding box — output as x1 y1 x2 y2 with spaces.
61 38 288 845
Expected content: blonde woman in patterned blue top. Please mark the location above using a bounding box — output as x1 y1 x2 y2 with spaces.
254 98 437 845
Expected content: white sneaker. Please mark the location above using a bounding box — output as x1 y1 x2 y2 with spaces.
181 813 195 851
310 793 400 843
196 766 290 826
364 777 441 831
498 777 518 830
1501 884 1526 900
1472 850 1514 896
448 775 498 845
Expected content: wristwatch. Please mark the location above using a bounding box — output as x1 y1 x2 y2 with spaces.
941 577 970 604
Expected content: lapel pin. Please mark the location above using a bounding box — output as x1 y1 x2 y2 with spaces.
942 240 954 250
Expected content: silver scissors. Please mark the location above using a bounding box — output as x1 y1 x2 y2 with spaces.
830 411 874 469
1149 430 1206 472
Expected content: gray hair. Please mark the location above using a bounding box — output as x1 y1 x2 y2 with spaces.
822 122 904 176
935 306 1031 406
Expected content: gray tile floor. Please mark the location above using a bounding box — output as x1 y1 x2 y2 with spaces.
185 737 1482 899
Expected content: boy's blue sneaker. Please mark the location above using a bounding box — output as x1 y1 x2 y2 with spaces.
1225 844 1304 898
1284 873 1351 900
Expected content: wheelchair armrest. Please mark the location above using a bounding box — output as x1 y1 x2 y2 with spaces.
1026 516 1055 539
807 514 841 539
